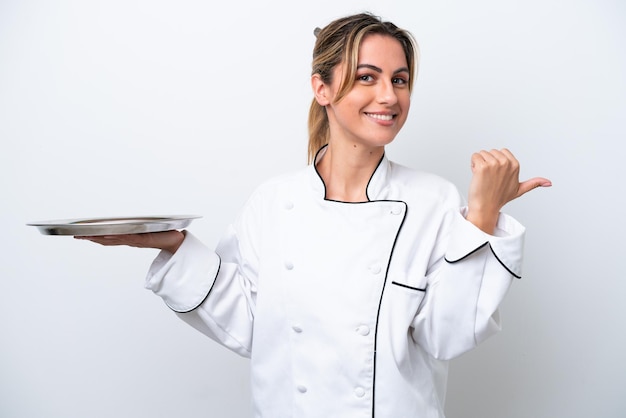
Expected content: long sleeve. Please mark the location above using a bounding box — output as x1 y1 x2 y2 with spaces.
145 232 220 313
410 207 525 360
144 190 263 358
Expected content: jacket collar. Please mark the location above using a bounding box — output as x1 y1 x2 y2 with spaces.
310 145 391 202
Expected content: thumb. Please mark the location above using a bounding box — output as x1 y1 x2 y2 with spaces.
516 177 552 199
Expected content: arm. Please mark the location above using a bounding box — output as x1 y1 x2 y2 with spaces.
411 150 549 360
411 208 524 360
75 195 263 357
144 229 257 357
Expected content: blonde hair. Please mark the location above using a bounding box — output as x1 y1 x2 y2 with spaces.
308 12 419 163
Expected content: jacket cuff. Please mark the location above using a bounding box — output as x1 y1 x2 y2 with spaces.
444 208 526 278
145 231 220 313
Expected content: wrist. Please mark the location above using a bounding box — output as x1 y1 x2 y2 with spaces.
160 230 186 254
465 210 498 235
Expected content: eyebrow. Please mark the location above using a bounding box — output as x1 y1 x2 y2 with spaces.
357 64 410 74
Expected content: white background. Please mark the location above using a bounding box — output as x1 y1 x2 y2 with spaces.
1 0 624 417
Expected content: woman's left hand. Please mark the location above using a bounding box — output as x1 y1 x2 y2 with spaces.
466 148 551 234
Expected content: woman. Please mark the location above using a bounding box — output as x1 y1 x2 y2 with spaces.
79 12 551 417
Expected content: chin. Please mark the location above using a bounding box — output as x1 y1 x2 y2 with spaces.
370 135 398 148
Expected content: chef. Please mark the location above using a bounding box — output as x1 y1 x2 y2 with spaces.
78 12 551 418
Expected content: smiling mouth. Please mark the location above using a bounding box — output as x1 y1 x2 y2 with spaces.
366 113 395 121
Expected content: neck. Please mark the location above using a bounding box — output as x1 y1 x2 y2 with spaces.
316 142 384 202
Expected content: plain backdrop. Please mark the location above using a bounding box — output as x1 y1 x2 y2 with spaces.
1 0 625 417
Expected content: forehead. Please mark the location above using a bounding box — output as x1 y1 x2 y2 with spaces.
357 34 408 68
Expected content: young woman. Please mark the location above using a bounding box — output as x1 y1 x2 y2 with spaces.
78 12 551 418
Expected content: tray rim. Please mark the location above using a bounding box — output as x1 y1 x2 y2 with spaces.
27 215 202 236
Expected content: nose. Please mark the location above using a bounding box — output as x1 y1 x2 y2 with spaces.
376 79 398 105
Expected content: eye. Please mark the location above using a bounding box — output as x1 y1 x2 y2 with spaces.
392 77 408 85
357 74 375 82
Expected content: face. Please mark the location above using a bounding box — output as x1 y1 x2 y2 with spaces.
315 34 411 150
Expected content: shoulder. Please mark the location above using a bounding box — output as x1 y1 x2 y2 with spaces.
254 166 307 191
388 161 459 194
245 166 309 204
230 167 308 228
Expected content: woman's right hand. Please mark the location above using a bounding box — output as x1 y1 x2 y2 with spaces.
74 230 185 254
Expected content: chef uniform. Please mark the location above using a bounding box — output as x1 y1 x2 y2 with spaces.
145 146 525 418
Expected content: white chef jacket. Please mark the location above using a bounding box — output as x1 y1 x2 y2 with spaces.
145 147 525 418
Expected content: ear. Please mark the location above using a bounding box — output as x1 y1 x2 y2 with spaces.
311 74 331 106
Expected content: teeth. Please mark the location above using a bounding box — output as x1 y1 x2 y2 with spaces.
368 113 393 121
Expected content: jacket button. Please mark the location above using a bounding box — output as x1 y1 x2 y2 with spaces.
297 385 307 393
369 263 382 275
284 261 294 270
354 387 365 398
356 325 370 336
391 206 402 215
292 325 303 333
284 201 294 210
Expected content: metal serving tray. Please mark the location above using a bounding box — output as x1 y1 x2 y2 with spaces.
28 215 201 236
